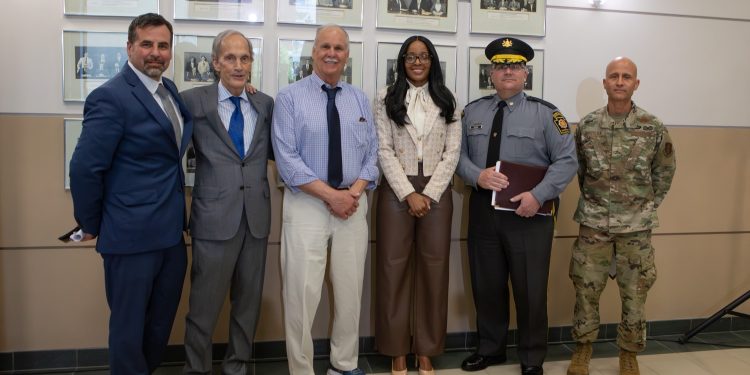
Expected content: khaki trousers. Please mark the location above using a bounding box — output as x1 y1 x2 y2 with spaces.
374 173 452 357
281 188 369 375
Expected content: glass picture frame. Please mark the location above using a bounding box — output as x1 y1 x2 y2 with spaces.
62 30 128 102
376 0 457 33
467 47 544 102
375 42 457 94
64 118 83 190
64 0 158 17
471 0 546 36
173 35 264 92
277 0 363 27
276 39 363 91
174 0 264 22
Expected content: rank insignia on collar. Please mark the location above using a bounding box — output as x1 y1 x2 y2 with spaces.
552 111 570 135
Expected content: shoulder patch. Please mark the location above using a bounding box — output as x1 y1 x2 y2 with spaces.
552 111 570 135
527 96 556 110
664 142 673 157
465 94 495 108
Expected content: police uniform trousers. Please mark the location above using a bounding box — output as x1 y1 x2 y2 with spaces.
281 187 369 375
183 213 268 375
467 188 553 367
569 225 656 352
374 168 452 357
102 240 186 375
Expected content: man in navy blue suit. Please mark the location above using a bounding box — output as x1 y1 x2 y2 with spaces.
69 13 193 374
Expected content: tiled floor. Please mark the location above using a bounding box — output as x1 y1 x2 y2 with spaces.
44 331 750 374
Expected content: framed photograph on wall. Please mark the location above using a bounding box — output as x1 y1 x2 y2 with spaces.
63 31 128 102
64 0 158 17
64 119 83 190
468 47 544 102
277 39 363 91
376 42 456 94
376 0 457 33
471 0 545 36
173 35 263 92
277 0 363 27
174 0 264 22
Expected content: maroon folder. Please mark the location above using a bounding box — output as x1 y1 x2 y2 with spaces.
491 160 554 215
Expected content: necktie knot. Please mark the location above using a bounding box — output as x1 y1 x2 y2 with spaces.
322 85 340 100
498 100 507 109
229 96 242 108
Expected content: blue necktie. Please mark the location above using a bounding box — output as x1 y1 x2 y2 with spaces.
322 85 343 188
228 96 245 159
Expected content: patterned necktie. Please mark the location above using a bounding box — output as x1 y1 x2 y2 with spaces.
485 100 507 168
155 84 182 147
322 85 343 188
228 96 245 159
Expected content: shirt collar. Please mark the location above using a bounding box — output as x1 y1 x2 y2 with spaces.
310 71 344 90
496 90 525 111
128 60 162 94
218 81 248 102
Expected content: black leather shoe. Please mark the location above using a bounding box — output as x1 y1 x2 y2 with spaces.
460 353 507 371
521 364 543 375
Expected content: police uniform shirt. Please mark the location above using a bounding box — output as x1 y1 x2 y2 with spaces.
457 91 578 205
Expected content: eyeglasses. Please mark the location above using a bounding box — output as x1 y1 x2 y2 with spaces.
404 53 432 64
491 63 526 72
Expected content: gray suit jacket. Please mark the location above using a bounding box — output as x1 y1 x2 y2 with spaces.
181 83 274 241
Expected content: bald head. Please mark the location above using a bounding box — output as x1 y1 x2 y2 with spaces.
605 56 637 78
603 56 640 112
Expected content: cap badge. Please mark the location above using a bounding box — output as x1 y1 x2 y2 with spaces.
502 39 513 48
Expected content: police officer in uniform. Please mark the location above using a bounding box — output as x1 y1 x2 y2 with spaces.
456 37 577 374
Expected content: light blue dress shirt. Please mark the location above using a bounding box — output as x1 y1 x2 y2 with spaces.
272 72 379 192
217 82 258 155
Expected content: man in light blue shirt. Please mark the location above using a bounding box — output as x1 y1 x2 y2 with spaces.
272 24 378 375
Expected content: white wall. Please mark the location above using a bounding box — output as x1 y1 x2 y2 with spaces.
2 0 749 126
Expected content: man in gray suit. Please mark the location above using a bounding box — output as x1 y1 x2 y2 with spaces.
180 29 274 375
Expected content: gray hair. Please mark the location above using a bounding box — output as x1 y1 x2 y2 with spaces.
211 29 254 80
314 24 350 49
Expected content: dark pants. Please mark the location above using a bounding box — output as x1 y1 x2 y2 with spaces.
184 214 268 375
467 189 553 367
375 172 453 357
102 240 187 375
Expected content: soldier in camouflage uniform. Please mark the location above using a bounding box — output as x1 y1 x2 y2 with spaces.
566 57 676 375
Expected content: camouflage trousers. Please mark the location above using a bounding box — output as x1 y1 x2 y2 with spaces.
569 225 657 352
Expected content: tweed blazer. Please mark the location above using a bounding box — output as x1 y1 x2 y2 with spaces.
375 86 461 202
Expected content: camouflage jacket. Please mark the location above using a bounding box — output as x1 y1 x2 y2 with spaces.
573 104 676 233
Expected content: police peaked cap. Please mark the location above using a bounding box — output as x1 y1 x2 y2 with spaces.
485 37 534 64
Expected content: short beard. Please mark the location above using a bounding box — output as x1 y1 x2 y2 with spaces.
144 66 165 79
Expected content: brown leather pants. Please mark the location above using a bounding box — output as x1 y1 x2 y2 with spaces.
374 169 453 357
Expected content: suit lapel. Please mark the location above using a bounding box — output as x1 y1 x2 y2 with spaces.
123 65 178 152
203 84 241 158
246 94 266 159
164 79 192 155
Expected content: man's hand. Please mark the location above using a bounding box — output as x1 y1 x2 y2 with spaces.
405 192 431 217
245 83 257 95
81 233 96 241
326 189 359 219
477 167 509 191
510 192 540 217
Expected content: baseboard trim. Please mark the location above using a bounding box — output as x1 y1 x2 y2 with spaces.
2 316 749 372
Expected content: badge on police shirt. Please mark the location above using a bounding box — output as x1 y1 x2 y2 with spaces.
552 111 570 135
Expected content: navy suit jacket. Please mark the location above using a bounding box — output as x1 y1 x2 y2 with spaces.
70 63 193 254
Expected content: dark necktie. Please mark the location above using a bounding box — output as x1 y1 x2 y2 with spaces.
485 100 507 168
155 84 182 147
228 96 245 159
322 85 343 188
